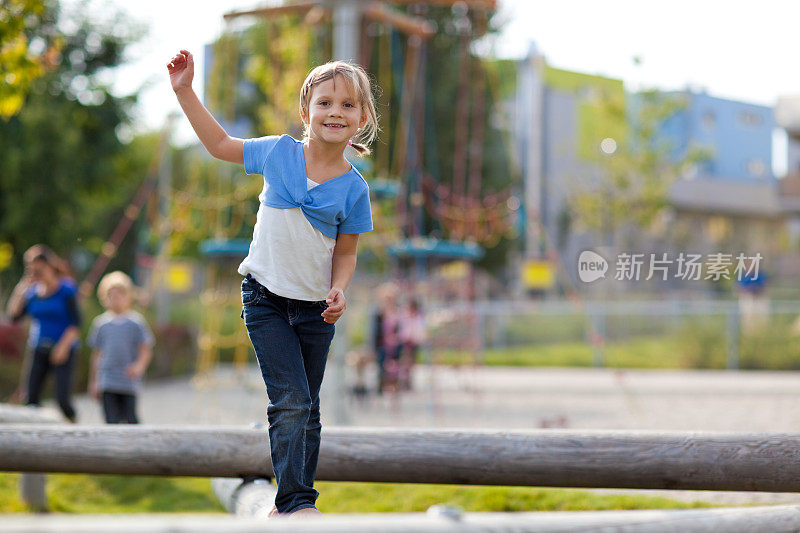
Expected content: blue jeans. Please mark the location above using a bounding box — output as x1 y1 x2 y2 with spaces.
241 275 335 513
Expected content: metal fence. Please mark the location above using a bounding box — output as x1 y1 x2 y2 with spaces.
423 299 800 370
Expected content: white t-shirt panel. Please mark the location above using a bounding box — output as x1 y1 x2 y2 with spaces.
238 178 336 301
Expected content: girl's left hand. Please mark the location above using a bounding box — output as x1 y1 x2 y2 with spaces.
125 362 145 379
50 343 69 365
167 50 194 93
322 288 346 324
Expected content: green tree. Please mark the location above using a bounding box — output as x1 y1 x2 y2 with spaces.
568 89 710 247
0 0 146 282
0 0 61 119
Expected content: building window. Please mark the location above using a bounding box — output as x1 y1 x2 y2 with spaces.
707 216 731 243
702 111 716 130
739 112 763 127
746 158 767 178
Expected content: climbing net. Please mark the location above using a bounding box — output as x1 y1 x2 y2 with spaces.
166 4 522 377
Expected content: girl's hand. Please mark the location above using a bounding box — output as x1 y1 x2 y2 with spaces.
12 274 32 295
50 343 69 365
167 49 194 93
125 362 145 380
322 287 346 324
88 381 100 401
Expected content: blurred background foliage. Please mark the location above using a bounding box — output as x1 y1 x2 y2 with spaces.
0 0 148 284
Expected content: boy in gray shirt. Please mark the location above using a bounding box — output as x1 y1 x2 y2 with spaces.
88 271 154 424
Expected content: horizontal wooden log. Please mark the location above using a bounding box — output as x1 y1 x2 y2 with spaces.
363 2 436 39
389 0 498 11
3 426 800 492
222 1 318 20
3 506 800 532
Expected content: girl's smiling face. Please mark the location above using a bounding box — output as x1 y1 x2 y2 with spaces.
303 74 366 146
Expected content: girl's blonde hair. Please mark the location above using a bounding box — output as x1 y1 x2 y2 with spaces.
299 61 379 156
97 271 134 305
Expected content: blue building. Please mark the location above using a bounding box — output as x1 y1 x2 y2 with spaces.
514 43 788 293
658 90 775 181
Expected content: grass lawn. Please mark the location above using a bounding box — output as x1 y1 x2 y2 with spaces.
0 473 714 514
434 336 687 369
314 481 713 513
0 473 224 513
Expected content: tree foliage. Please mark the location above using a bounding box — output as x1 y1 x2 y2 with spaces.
0 0 61 118
568 89 711 246
0 0 145 282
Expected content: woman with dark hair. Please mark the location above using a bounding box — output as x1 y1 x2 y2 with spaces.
6 245 80 422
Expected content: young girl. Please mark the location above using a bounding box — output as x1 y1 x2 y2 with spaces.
167 50 377 516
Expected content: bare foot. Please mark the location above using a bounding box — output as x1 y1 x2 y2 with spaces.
288 507 322 518
268 505 279 518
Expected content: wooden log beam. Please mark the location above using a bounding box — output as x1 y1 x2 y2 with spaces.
222 1 435 40
3 426 800 493
363 2 436 39
222 0 498 23
223 1 320 21
389 0 497 11
3 506 800 532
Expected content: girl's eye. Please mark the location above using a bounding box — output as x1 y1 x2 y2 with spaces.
344 103 354 108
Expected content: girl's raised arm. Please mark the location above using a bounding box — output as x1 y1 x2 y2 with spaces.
167 50 244 165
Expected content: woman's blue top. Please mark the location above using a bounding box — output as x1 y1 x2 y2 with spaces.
21 279 81 349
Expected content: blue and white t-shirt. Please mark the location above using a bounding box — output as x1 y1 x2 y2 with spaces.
238 135 373 301
88 311 154 394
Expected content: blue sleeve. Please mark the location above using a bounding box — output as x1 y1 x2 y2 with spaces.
243 135 281 176
339 187 373 234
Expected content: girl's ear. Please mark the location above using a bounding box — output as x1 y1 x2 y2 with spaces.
299 105 308 124
359 111 368 129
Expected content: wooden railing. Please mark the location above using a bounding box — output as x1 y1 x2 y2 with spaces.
3 418 800 530
3 425 800 492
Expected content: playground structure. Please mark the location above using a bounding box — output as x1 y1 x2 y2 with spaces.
139 0 523 376
47 1 531 381
217 0 519 254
